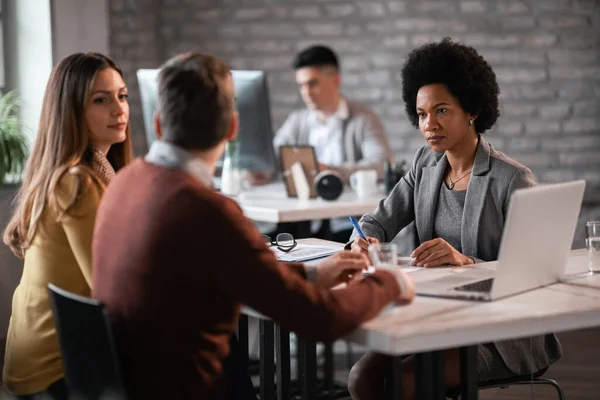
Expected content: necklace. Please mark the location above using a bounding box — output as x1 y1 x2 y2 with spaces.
448 169 472 190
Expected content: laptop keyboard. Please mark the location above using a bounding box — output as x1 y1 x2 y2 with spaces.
454 278 495 293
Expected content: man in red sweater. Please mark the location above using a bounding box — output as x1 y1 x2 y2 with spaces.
92 52 415 400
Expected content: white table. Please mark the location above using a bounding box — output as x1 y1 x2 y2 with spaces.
343 250 600 399
231 182 384 223
241 242 600 400
239 239 346 400
560 249 600 290
345 282 600 357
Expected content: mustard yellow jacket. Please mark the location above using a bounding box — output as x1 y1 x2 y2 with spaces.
3 172 102 395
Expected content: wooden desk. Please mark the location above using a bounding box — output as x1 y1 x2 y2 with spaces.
232 182 384 223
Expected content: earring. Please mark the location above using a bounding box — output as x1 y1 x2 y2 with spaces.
469 119 474 126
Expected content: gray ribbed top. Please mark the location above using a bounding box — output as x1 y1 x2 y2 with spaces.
432 184 466 253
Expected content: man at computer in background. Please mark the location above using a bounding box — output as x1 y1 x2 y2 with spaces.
248 45 392 186
92 52 415 400
252 45 394 242
272 44 392 182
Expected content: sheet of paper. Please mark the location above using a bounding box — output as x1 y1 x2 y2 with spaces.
270 243 341 262
401 265 423 273
398 256 416 266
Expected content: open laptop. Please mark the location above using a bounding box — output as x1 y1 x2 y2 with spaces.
417 180 586 301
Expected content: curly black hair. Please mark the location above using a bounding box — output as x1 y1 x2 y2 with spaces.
401 37 500 134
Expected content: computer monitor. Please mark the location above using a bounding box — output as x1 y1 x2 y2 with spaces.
136 69 159 149
136 68 277 173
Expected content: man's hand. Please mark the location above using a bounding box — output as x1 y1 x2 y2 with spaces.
411 238 474 267
315 251 369 289
350 236 380 257
246 170 272 186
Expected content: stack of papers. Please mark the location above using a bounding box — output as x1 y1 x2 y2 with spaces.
269 244 342 262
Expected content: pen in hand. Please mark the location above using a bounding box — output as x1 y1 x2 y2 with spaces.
349 216 367 241
349 217 383 269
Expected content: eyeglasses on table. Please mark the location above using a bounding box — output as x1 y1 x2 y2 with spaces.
261 233 297 252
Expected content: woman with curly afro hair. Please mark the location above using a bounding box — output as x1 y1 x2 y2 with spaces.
347 38 562 399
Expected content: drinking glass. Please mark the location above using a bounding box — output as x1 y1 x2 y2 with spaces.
586 221 600 273
368 242 398 269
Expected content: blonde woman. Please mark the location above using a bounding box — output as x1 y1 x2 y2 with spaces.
2 53 132 399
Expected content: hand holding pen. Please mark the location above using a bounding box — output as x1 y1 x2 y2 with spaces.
349 216 379 256
348 217 416 304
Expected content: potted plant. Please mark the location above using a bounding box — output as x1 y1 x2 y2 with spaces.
0 91 28 186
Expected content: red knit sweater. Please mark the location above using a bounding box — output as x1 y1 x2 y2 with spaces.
92 159 400 399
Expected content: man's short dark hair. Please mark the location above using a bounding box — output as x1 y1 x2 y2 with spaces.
293 45 339 71
157 52 234 150
401 37 500 134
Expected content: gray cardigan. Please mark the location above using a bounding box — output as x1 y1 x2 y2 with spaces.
273 100 392 182
353 136 562 375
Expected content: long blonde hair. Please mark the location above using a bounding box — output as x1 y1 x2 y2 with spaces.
3 53 133 258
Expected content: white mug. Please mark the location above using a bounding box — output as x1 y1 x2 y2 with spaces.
350 169 378 199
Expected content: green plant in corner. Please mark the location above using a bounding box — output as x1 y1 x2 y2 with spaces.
0 91 28 186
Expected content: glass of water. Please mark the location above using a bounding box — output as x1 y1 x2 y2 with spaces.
368 242 398 269
586 221 600 273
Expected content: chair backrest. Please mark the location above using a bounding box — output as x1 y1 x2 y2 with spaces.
48 283 127 400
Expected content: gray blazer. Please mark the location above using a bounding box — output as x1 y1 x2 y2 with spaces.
273 100 392 182
353 136 562 375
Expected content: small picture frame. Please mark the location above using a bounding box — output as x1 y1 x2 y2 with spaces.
279 145 319 198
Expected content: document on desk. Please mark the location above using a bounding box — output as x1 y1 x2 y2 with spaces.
270 244 341 262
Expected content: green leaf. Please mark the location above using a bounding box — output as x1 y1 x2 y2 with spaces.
0 91 18 121
0 90 27 185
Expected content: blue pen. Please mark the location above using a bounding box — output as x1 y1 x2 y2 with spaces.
349 216 368 241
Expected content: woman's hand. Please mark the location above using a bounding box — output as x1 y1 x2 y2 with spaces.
350 236 379 257
315 251 369 289
411 238 474 267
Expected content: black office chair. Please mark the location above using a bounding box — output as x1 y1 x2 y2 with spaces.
48 283 128 400
447 367 564 400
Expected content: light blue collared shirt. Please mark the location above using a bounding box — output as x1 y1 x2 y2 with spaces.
145 140 214 188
